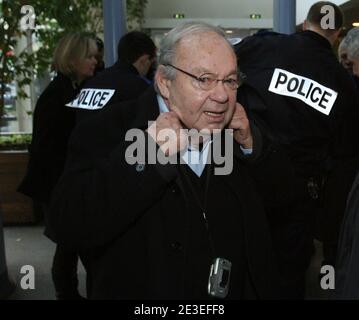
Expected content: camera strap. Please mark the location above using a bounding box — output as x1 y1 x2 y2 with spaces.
177 159 233 299
178 162 217 259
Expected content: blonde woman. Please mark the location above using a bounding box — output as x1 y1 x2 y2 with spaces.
18 33 97 299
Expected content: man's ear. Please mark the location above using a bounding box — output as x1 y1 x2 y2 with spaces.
138 54 150 64
155 66 171 99
303 20 308 31
133 54 150 75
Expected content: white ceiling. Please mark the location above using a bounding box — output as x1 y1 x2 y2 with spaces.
144 0 274 19
296 0 348 24
144 0 349 29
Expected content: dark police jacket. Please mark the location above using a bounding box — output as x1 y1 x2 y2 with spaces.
236 31 359 178
66 61 150 122
46 87 286 300
18 73 80 202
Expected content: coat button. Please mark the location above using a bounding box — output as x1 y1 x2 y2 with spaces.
136 164 145 172
170 242 183 253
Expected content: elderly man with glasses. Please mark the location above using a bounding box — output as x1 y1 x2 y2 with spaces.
46 22 285 300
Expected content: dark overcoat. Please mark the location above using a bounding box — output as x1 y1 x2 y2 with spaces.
46 87 287 300
18 73 79 202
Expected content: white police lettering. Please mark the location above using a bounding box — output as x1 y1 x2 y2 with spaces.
268 68 338 116
66 88 115 110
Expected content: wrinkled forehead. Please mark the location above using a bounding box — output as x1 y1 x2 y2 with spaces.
174 32 237 71
338 45 347 55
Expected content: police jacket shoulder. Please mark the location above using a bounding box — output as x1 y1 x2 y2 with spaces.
237 31 336 74
236 30 359 170
235 31 287 69
288 32 351 85
237 30 359 134
68 86 157 158
238 29 359 99
74 61 151 123
82 61 149 102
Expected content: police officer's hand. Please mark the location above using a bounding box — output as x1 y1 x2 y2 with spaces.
228 103 253 149
147 111 188 156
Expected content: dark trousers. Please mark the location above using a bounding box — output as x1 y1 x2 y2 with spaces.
43 203 83 299
267 193 317 299
51 244 82 299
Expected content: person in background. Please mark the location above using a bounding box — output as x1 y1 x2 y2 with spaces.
338 33 359 88
345 28 359 77
95 37 105 74
338 35 354 73
18 33 98 300
235 1 359 299
68 31 157 122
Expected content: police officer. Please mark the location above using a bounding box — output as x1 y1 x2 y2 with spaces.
235 1 359 299
69 31 157 121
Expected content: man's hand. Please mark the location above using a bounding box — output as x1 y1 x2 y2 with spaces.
147 111 188 156
228 103 253 149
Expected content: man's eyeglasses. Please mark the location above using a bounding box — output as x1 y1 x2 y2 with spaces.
163 64 241 91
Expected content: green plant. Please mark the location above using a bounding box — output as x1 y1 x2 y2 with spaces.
0 133 32 150
127 0 148 30
0 0 150 126
0 0 103 124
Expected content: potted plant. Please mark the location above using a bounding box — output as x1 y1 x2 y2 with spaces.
0 134 31 151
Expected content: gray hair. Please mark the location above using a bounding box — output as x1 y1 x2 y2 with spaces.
155 21 232 92
346 28 359 60
338 35 350 55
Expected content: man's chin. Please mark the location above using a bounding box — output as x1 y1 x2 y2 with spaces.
195 125 225 134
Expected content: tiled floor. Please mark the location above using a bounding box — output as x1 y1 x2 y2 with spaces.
2 225 329 300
